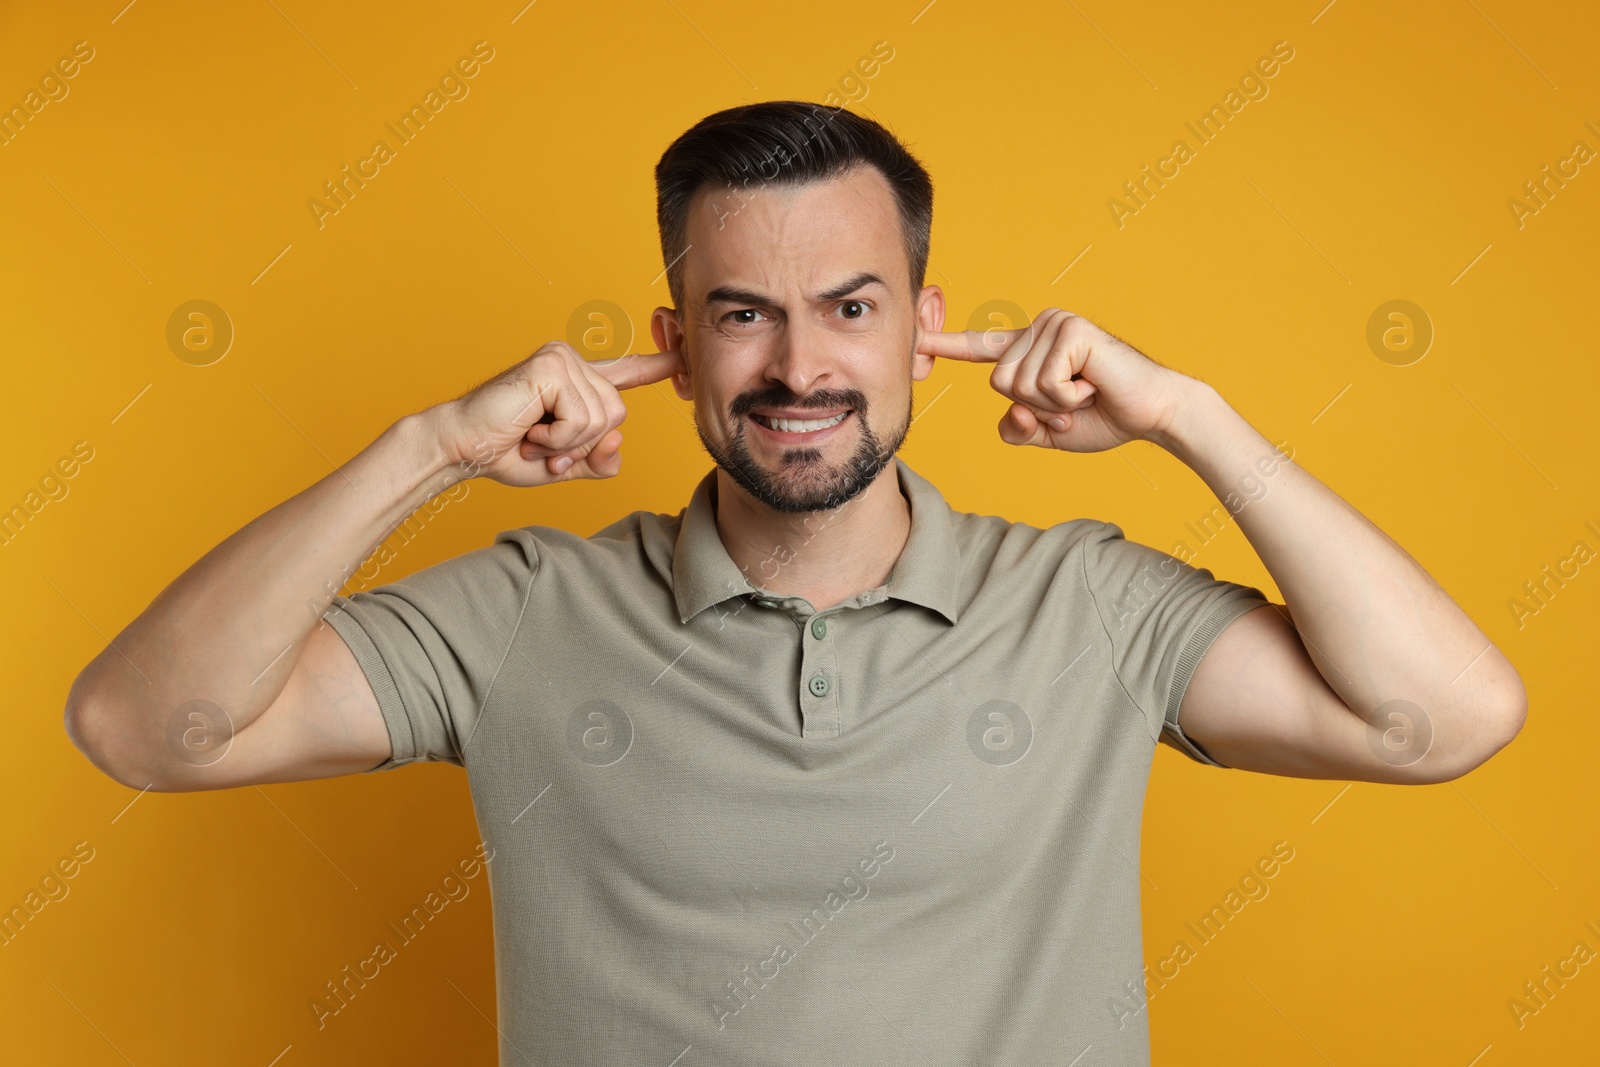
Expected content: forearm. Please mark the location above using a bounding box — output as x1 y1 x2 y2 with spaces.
1147 379 1525 748
69 404 461 735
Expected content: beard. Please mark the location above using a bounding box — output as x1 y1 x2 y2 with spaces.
696 386 914 515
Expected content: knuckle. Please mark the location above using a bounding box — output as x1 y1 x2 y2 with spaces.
530 341 576 373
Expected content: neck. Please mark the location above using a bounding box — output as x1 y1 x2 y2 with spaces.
713 461 912 613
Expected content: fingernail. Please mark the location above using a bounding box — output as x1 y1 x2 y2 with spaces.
552 456 573 473
1050 416 1068 430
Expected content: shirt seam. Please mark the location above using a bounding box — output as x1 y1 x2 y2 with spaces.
1077 521 1244 768
453 531 543 762
1079 522 1164 749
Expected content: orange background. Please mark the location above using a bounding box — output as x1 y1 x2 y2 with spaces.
3 0 1597 1062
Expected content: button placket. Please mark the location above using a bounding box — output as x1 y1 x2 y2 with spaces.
798 609 841 738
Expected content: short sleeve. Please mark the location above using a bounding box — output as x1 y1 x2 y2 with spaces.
320 528 541 772
1081 520 1271 768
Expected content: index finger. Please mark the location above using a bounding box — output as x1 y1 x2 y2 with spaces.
589 349 686 389
917 327 1030 362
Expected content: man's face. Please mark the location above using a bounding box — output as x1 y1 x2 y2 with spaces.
652 164 943 514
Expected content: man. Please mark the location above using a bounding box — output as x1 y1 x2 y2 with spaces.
64 101 1526 1064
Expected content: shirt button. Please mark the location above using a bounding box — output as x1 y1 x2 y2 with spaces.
810 617 827 640
808 674 830 697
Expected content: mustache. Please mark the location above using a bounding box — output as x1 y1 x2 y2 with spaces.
731 389 866 419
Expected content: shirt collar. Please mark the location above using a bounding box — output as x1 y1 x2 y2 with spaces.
671 455 962 626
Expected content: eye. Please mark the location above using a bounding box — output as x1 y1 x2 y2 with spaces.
837 300 870 320
725 308 768 326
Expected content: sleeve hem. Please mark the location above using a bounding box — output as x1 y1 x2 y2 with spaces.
323 595 419 772
1162 593 1272 769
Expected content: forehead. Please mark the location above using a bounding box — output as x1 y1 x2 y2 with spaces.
681 163 905 303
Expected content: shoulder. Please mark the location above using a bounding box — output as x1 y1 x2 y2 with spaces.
947 506 1115 576
488 504 683 580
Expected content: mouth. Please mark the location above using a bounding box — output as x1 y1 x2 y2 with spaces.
749 409 852 441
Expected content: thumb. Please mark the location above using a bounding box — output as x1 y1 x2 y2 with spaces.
999 402 1039 446
549 429 624 480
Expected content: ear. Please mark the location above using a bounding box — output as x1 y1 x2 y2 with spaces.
912 284 945 383
651 306 693 401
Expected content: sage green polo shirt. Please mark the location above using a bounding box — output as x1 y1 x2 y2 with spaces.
324 455 1269 1065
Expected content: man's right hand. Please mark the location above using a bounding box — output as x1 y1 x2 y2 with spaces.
437 341 686 487
63 337 689 793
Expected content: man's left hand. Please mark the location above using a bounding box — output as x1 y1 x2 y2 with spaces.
918 308 1192 453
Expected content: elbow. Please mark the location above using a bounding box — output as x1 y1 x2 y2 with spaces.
1420 678 1528 784
1495 676 1529 750
63 699 134 789
63 694 172 793
1471 668 1529 768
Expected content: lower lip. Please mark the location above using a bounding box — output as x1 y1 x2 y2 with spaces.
749 410 853 443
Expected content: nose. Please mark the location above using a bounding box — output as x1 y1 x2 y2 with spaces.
762 315 833 399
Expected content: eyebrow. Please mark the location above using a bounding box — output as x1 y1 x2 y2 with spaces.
702 271 888 308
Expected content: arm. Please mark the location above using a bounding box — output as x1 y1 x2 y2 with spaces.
63 409 462 791
919 306 1527 784
1147 379 1526 783
63 341 665 792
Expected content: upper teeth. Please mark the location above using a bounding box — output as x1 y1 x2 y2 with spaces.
755 411 848 433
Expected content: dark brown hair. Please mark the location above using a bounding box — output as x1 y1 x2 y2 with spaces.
654 101 933 310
